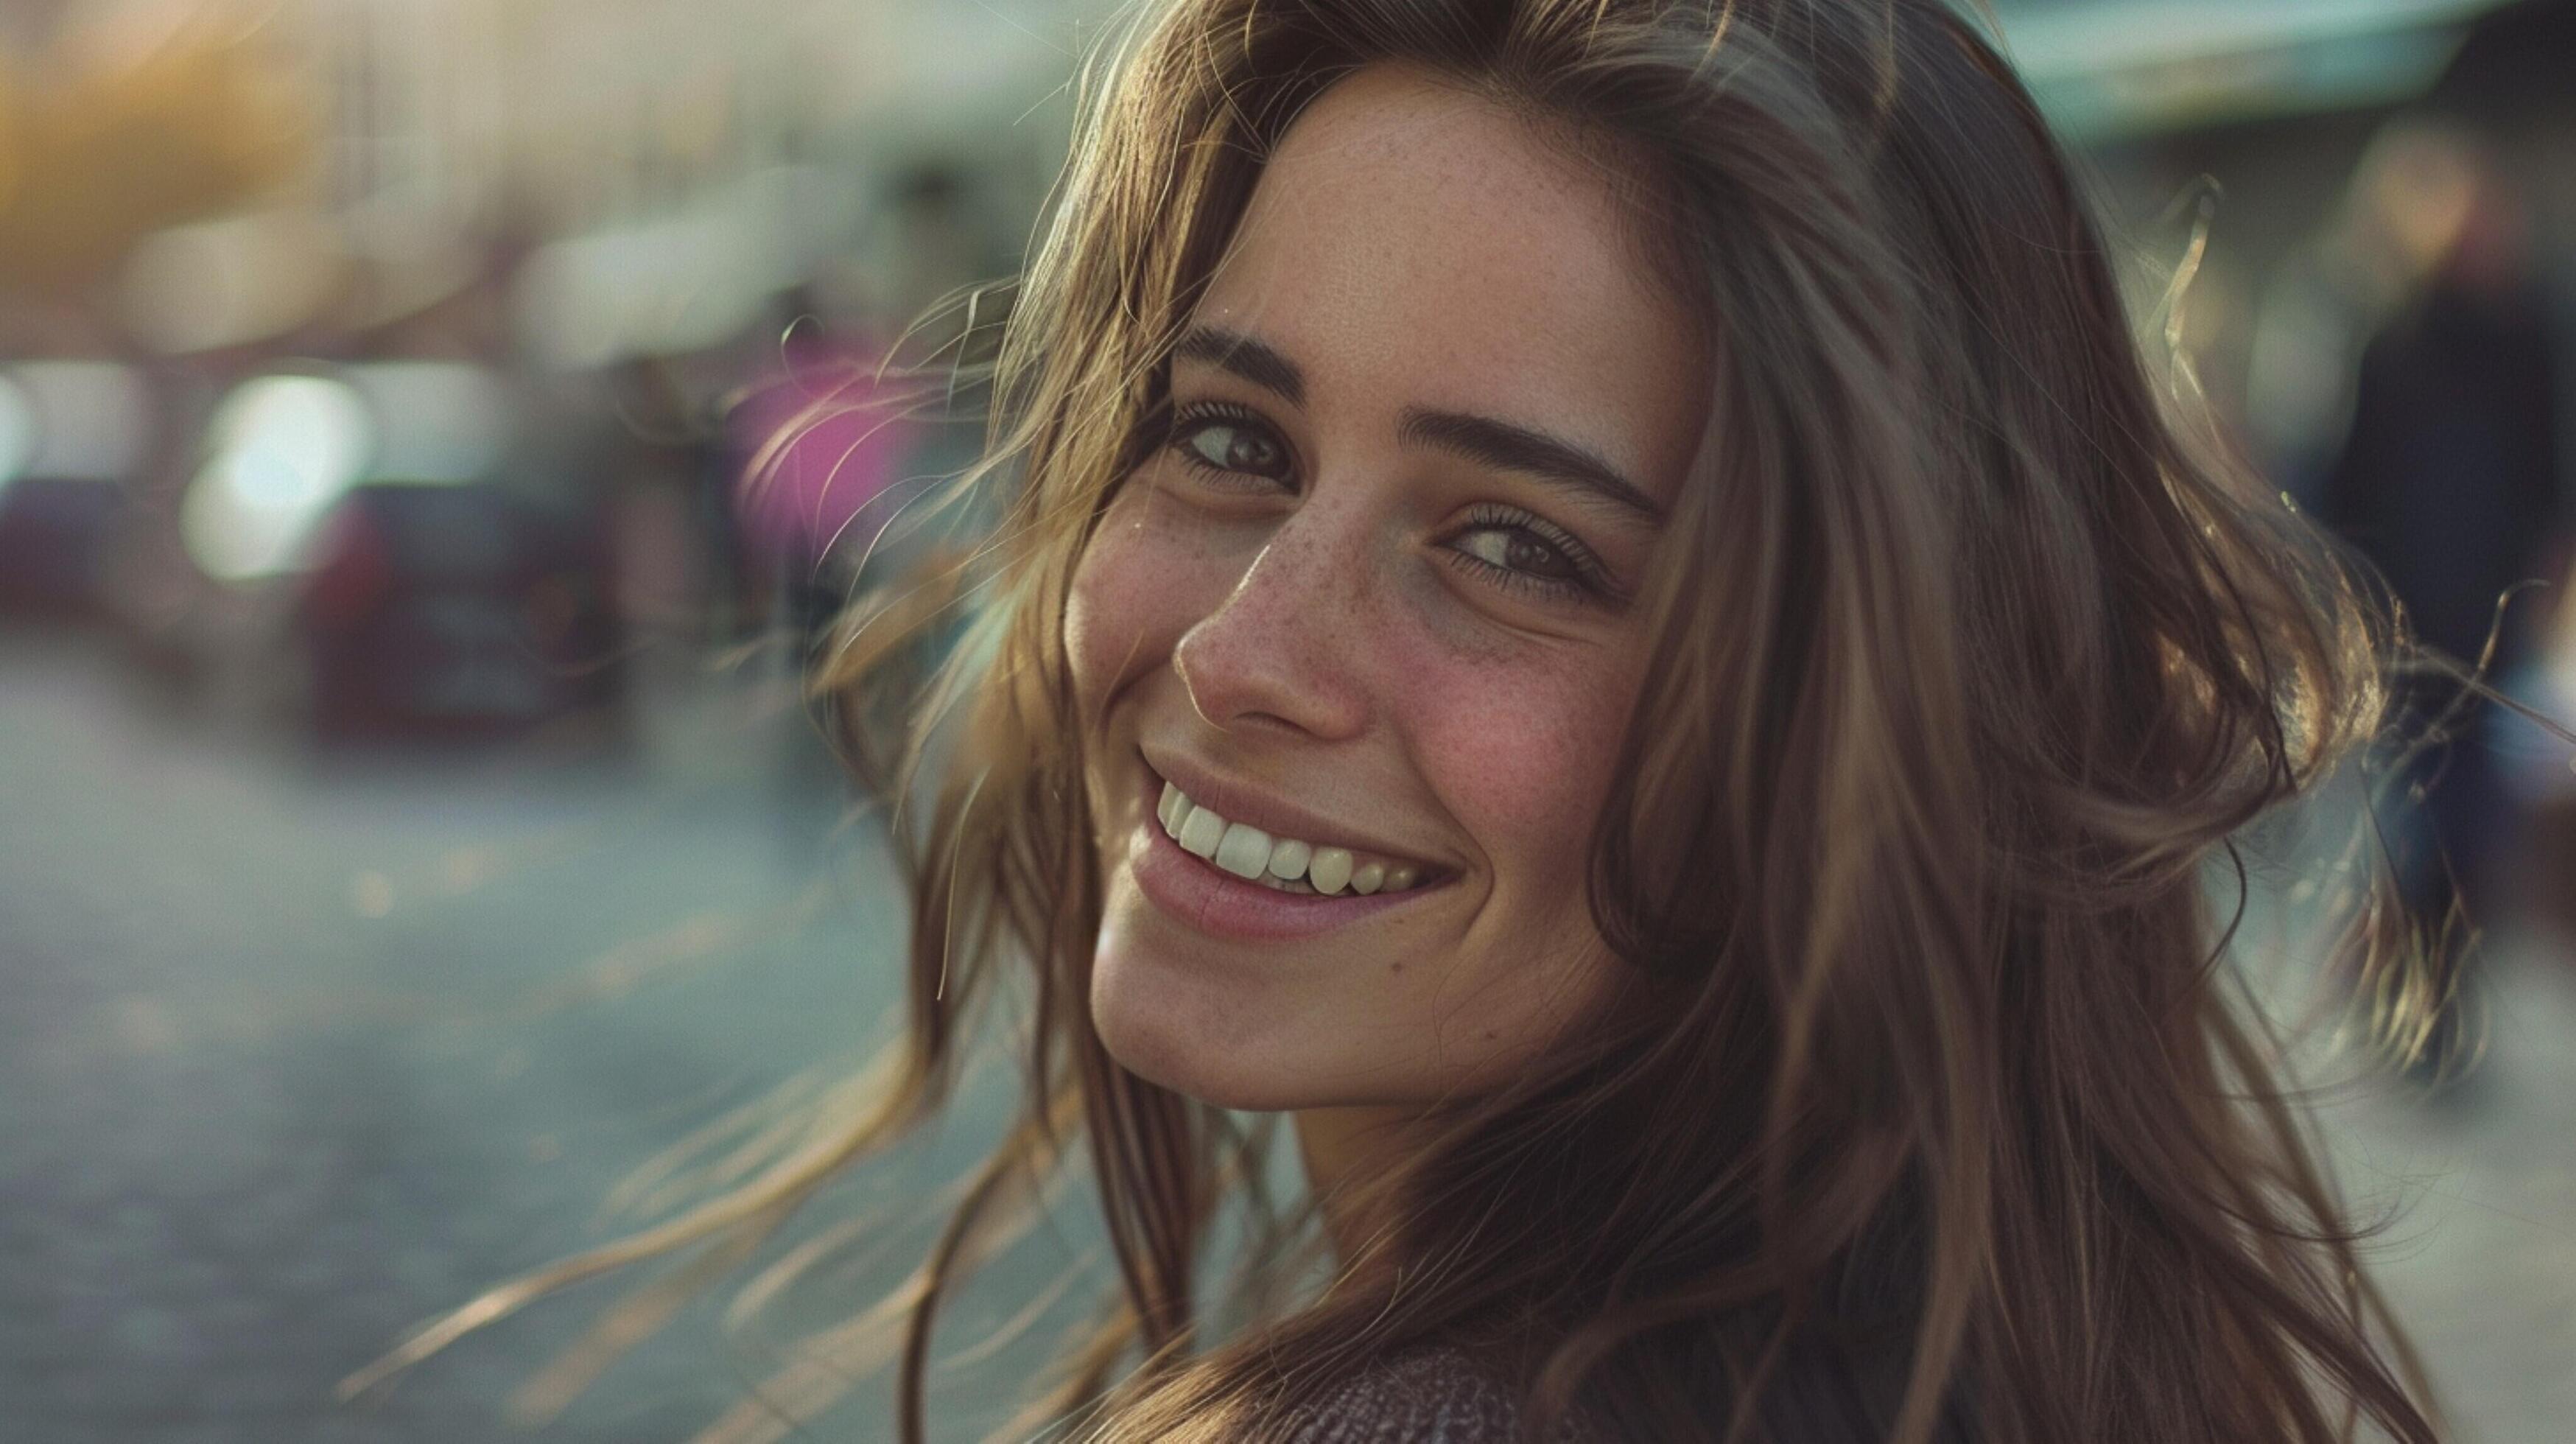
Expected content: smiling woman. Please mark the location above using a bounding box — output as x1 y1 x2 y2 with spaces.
1073 71 1702 1129
365 2 2448 1441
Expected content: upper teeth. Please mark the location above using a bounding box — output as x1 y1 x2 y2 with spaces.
1157 782 1425 896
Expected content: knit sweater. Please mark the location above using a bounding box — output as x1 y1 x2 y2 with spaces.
1271 1342 1969 1443
1279 1347 1603 1443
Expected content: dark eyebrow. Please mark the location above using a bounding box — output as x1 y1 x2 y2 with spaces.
1173 324 1663 522
1173 326 1305 408
1398 408 1664 522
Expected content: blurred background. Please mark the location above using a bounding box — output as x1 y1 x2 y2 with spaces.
1 0 2572 1439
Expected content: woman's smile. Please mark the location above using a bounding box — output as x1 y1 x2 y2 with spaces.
1126 750 1455 942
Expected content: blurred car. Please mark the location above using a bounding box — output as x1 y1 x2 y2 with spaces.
0 361 155 615
171 362 625 737
292 465 622 737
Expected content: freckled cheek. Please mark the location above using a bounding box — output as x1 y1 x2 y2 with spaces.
1065 494 1235 709
1397 648 1633 872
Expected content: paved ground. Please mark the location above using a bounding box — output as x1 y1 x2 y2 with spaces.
2 626 2572 1442
2294 936 2576 1442
0 631 1091 1443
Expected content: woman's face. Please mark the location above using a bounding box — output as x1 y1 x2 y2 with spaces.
1067 66 1705 1113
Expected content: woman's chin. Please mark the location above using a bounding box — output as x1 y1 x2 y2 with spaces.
1088 915 1324 1112
1091 958 1280 1110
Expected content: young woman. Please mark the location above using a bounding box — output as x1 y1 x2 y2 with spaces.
364 1 2449 1438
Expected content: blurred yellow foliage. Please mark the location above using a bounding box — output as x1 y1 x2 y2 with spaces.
0 22 315 290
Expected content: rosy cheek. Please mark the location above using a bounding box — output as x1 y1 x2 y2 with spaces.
1066 487 1226 707
1388 631 1631 859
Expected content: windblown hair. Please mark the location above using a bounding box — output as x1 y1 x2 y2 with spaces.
357 1 2447 1440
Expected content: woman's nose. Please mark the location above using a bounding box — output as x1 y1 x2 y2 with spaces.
1171 513 1372 742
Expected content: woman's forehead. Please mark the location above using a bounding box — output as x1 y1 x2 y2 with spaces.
1190 66 1706 508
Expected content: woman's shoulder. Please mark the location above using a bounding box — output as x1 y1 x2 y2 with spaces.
1278 1345 1605 1444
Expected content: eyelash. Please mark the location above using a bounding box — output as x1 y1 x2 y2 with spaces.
1441 503 1611 603
1161 400 1615 606
1165 400 1287 489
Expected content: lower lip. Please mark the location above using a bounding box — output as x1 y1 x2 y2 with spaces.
1129 809 1440 943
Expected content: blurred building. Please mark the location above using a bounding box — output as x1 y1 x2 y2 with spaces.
0 0 1112 360
1 0 2567 751
2011 0 2576 477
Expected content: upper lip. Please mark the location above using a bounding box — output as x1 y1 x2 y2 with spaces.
1142 746 1442 869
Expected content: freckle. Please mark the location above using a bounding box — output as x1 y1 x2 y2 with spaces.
1483 1031 1498 1041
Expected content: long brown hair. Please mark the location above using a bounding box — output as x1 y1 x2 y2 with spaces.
355 1 2446 1439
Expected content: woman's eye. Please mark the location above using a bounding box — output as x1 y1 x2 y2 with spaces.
1440 505 1615 606
1453 525 1579 583
1171 412 1290 482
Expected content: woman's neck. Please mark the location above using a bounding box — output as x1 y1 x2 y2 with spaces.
1294 1105 1421 1264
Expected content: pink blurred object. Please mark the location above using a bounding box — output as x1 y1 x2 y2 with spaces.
729 343 922 567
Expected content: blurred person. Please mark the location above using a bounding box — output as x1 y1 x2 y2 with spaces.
726 286 930 661
2312 122 2567 1078
2502 586 2576 942
358 3 2463 1440
606 353 754 645
2252 120 2525 500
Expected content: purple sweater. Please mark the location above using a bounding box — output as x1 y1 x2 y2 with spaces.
1280 1348 1604 1443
